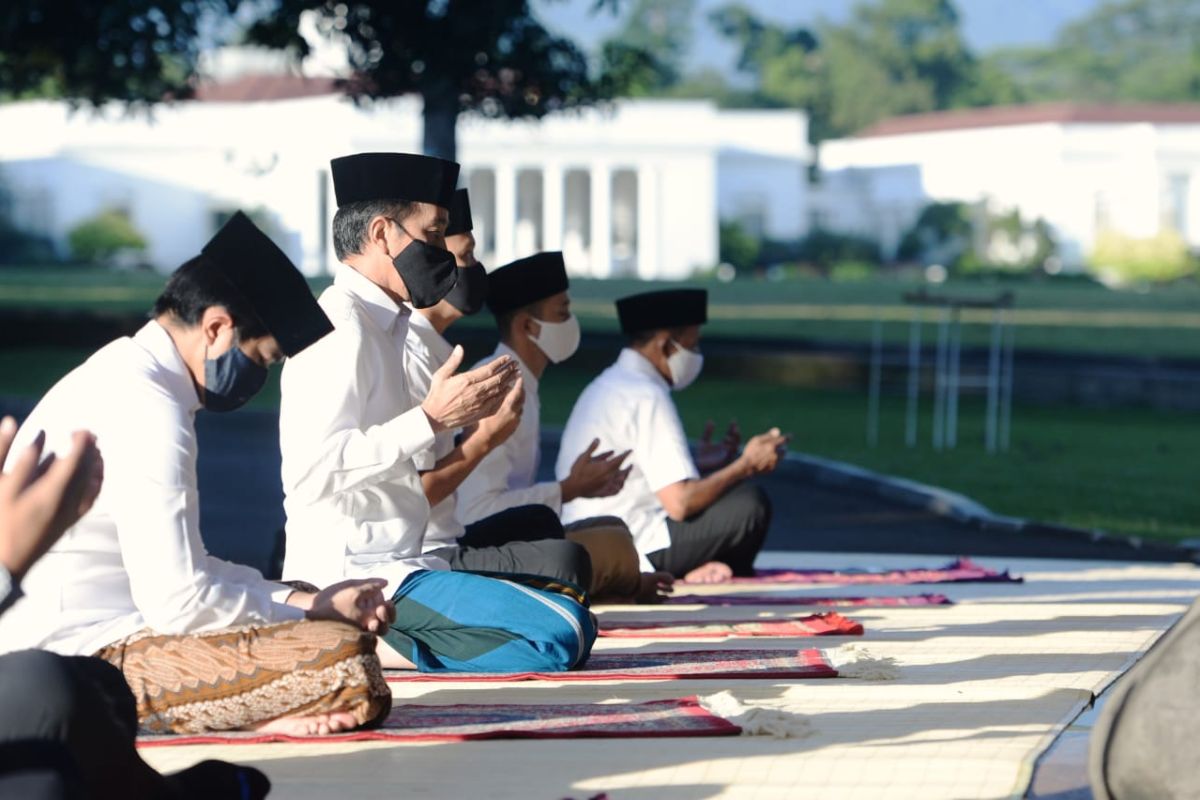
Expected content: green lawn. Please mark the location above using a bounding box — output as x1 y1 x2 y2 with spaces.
2 267 1200 357
2 346 1196 544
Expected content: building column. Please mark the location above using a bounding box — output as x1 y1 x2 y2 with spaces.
636 164 658 279
589 163 612 278
542 164 564 255
495 162 517 267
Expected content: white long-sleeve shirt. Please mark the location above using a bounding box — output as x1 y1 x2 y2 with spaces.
0 321 303 657
279 264 448 594
557 348 699 571
402 309 465 552
456 343 562 525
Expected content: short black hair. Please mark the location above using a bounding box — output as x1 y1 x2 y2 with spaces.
153 254 268 340
628 325 689 346
496 297 551 343
331 199 417 261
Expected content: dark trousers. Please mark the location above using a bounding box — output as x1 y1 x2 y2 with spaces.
0 651 137 800
431 504 593 591
648 482 772 578
1091 596 1200 800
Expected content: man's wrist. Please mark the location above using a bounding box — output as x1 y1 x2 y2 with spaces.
559 479 577 504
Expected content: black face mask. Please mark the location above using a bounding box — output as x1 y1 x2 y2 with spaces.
442 262 488 315
390 230 458 309
203 343 268 413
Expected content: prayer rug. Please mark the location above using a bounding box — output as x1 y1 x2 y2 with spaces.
137 696 740 745
384 647 837 682
702 557 1020 586
667 593 953 607
599 612 864 638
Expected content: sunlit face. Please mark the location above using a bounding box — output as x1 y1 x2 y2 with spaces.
672 324 702 353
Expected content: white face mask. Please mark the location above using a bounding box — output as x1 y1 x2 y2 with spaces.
530 314 581 364
666 340 704 390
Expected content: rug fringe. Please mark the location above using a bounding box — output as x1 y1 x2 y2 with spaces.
698 691 814 739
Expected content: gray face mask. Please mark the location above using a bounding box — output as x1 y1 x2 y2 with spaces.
203 342 267 412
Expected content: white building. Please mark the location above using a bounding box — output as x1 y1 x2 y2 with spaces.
0 70 810 278
818 103 1200 266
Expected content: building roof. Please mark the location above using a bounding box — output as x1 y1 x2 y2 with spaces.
192 74 340 103
857 103 1200 138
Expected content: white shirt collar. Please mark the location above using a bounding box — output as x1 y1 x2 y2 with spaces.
616 347 669 390
334 262 406 334
134 320 201 411
406 305 437 336
497 341 539 394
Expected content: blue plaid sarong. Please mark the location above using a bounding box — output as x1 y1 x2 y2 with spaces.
383 570 597 673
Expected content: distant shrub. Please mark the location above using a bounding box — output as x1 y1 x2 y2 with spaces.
896 201 973 267
829 260 877 282
0 224 57 265
796 230 881 272
718 219 762 273
68 209 146 264
1090 229 1198 285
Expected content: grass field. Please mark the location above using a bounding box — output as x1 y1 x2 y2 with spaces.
3 267 1200 357
1 345 1196 543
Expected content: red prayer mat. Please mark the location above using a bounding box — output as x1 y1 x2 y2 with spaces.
136 696 740 746
666 592 953 607
692 557 1021 586
384 647 837 682
599 611 864 638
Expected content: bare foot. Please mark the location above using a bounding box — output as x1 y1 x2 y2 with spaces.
684 561 733 584
252 710 359 736
636 571 676 603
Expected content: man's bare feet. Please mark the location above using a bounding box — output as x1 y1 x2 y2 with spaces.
252 710 359 736
684 561 733 584
636 571 676 603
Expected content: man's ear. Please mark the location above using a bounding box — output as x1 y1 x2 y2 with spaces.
367 215 398 257
200 305 235 347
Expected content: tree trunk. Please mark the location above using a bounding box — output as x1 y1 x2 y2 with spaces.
422 86 459 164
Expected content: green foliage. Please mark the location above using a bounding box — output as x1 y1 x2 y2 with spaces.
987 0 1200 104
0 2 238 106
718 219 762 272
829 260 879 282
1090 228 1199 284
67 210 147 265
598 0 693 96
897 201 973 265
796 230 882 271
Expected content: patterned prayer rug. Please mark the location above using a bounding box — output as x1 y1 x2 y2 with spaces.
666 593 953 607
384 647 837 682
599 612 864 638
695 557 1020 586
136 696 740 746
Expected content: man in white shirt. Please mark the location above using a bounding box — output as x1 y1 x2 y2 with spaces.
457 252 674 602
0 212 395 738
404 191 591 585
557 289 788 584
281 154 596 674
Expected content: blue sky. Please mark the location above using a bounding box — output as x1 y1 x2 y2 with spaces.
534 0 1103 76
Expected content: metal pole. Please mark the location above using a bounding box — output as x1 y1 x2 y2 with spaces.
867 318 883 447
1000 309 1015 452
905 308 922 448
946 306 962 449
932 308 950 450
985 308 1002 454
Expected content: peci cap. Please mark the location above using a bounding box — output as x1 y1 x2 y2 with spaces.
485 251 570 317
201 211 333 357
445 188 473 236
330 152 460 209
615 288 708 335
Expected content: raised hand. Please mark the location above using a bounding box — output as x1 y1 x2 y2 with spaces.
0 418 104 582
737 427 790 476
475 376 525 449
560 439 632 502
694 418 740 473
421 347 520 432
305 577 396 634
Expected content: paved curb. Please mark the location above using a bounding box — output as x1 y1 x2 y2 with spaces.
782 451 1200 564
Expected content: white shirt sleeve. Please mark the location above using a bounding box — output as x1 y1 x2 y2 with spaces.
105 388 304 635
280 326 435 503
456 440 563 524
637 393 699 492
